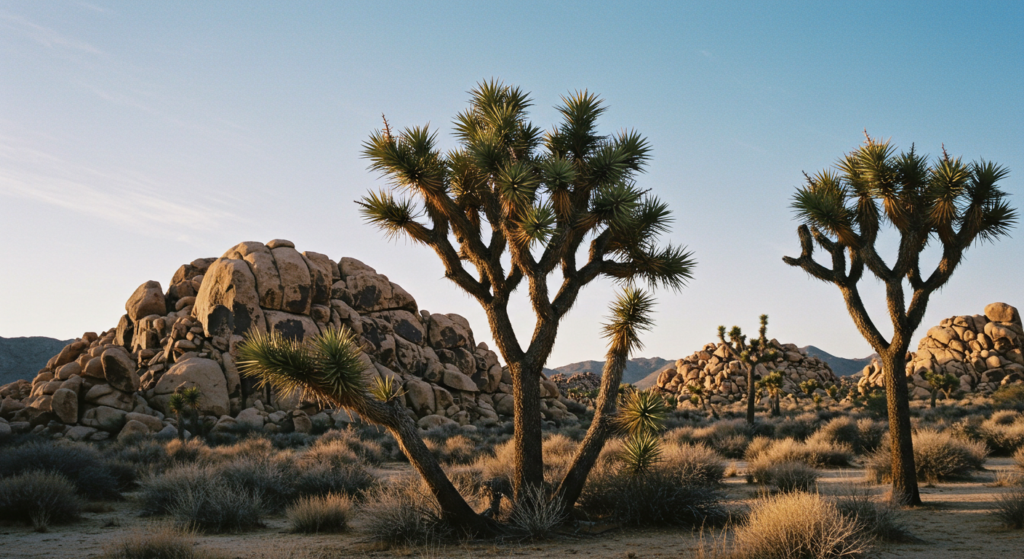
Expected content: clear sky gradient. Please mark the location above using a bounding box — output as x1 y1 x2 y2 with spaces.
1 1 1021 366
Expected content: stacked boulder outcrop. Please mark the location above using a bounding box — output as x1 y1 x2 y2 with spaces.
857 302 1024 399
0 240 572 441
655 340 838 403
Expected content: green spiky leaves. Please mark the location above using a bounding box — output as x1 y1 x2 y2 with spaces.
369 375 405 404
167 392 186 413
621 430 663 475
236 326 368 408
618 389 668 437
602 287 656 355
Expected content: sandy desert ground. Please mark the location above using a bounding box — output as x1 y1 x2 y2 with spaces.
3 458 1022 559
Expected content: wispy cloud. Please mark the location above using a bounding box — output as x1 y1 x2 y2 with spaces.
0 12 102 54
0 138 248 240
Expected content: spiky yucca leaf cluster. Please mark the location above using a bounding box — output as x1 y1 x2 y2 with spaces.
236 326 368 408
618 390 669 437
622 431 663 475
369 375 405 404
603 288 656 355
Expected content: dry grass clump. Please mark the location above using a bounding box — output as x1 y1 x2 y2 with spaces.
286 493 353 533
216 454 295 512
832 488 913 542
103 525 220 559
661 443 726 486
749 461 818 493
293 462 375 498
361 479 449 547
426 435 481 465
0 471 82 531
0 441 122 499
866 429 987 484
729 492 869 559
745 437 852 469
312 428 387 465
993 489 1024 529
810 417 884 454
164 439 214 466
138 464 214 516
507 484 566 539
1014 447 1024 471
978 412 1024 456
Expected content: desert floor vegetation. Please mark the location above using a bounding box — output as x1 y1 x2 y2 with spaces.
4 401 1024 557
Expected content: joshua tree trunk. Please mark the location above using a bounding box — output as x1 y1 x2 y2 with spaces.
554 351 628 515
510 360 545 495
353 396 498 535
174 411 185 441
930 388 938 409
880 349 920 505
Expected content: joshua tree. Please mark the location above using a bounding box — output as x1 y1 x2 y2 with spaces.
167 392 187 441
239 288 658 533
717 315 780 424
826 384 840 401
923 369 959 408
757 371 785 416
783 134 1017 504
799 379 821 398
179 387 203 439
360 80 694 499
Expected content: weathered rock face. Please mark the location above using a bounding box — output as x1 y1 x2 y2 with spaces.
656 340 838 402
0 240 569 440
857 302 1024 398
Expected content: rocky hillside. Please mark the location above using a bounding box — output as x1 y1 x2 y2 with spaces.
0 240 573 441
857 302 1023 399
801 346 876 376
655 340 838 403
545 357 673 385
0 336 72 385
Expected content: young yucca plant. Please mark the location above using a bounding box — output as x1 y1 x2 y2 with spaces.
370 376 405 404
758 371 785 416
618 390 669 437
622 431 663 475
167 393 187 441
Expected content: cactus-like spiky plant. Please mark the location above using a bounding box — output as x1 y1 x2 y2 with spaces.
757 371 785 417
167 392 187 441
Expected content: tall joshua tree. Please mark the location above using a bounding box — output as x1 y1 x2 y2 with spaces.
783 134 1017 504
360 80 694 499
717 314 779 425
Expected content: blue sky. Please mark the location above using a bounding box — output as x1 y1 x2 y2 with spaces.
1 1 1021 366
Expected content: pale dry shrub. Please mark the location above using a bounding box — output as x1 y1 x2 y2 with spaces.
214 437 276 462
833 487 912 542
0 441 121 499
749 460 818 493
103 524 218 559
662 443 725 486
361 478 448 547
164 439 214 466
298 438 359 468
477 439 516 484
216 454 294 512
1014 447 1024 471
292 463 375 498
731 492 869 559
745 437 852 469
507 484 566 538
978 414 1024 456
994 489 1024 529
317 427 387 465
811 417 864 453
138 464 215 516
744 436 773 461
286 493 352 533
0 471 82 531
866 429 987 484
426 435 480 465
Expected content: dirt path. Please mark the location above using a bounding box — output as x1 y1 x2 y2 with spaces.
2 460 1022 558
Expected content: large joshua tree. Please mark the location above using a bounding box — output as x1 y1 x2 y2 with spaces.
717 315 779 425
783 134 1017 504
360 80 694 499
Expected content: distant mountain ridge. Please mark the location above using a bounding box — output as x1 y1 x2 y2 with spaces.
544 357 673 385
801 345 876 376
0 336 72 386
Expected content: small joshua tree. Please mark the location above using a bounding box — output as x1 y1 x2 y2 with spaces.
718 315 780 425
179 387 203 439
799 379 821 398
167 393 187 441
618 390 668 475
922 369 959 408
826 384 840 401
685 383 713 417
758 371 785 416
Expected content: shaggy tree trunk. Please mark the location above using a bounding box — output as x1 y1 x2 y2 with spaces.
880 349 921 505
510 360 545 500
354 397 498 535
554 351 628 514
174 411 185 441
745 363 756 425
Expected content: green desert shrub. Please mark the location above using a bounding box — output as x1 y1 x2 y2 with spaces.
866 429 988 484
138 464 218 517
286 493 353 533
729 492 869 559
216 455 295 512
168 482 263 533
993 489 1024 529
810 416 880 454
0 441 122 500
0 471 82 531
773 415 819 441
661 442 725 486
292 462 375 498
749 461 818 493
103 525 219 559
992 384 1024 410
